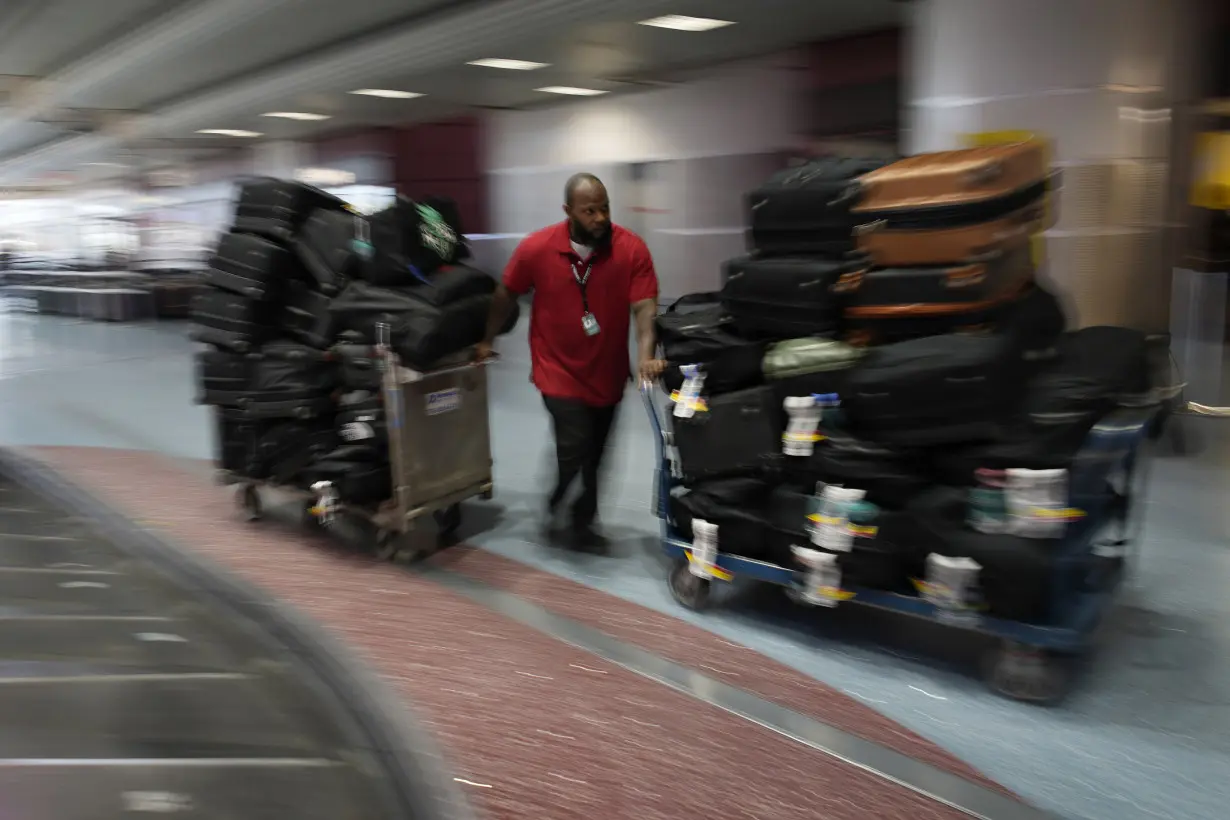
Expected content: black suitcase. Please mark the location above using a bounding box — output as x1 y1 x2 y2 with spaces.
238 341 338 419
363 196 464 285
190 289 269 353
720 255 855 338
905 487 1067 623
232 178 350 242
1025 326 1151 422
280 280 336 349
207 232 299 301
656 294 765 395
671 384 783 484
746 156 893 257
844 334 1019 446
335 342 382 390
842 244 1031 316
293 208 365 295
196 348 251 407
306 456 392 504
252 421 339 485
214 408 261 476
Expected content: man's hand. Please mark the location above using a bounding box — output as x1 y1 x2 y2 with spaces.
638 357 666 384
474 340 496 363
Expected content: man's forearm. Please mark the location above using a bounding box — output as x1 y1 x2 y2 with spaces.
483 284 517 343
632 298 658 362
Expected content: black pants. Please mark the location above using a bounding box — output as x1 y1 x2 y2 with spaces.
542 395 619 529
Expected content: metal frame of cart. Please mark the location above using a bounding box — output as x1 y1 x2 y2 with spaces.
642 386 1165 703
225 323 495 564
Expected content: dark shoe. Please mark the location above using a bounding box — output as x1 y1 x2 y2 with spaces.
540 503 568 545
570 524 610 553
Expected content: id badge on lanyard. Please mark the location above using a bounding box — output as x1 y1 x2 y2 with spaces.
573 259 600 336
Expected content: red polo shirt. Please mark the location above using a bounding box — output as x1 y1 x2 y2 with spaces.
503 221 659 407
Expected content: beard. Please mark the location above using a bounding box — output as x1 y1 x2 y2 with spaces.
570 218 610 247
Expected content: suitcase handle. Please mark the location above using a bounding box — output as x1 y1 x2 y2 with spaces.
827 182 864 208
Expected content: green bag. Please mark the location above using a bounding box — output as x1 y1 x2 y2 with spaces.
763 338 865 380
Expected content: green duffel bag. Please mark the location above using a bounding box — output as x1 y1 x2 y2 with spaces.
763 338 865 380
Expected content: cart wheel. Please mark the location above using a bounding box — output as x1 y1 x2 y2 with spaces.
668 557 711 611
983 642 1072 705
238 485 262 522
374 527 433 564
433 503 462 540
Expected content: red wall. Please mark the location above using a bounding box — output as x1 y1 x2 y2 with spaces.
393 117 487 234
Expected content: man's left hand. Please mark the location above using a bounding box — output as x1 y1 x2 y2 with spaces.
638 358 666 384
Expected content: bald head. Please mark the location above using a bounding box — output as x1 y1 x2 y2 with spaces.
562 172 611 246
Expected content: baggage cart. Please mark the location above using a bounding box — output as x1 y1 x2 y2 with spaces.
223 323 495 564
642 385 1172 704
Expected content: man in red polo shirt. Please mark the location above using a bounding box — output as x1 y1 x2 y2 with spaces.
476 173 663 549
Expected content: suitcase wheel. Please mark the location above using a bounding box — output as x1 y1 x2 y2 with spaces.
668 556 711 612
982 641 1073 705
374 526 433 564
237 484 262 522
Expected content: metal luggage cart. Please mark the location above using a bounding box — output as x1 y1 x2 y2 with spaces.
227 323 495 564
642 386 1166 704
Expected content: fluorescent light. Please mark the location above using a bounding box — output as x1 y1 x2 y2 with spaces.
261 112 331 121
467 58 549 70
350 89 424 99
535 86 607 96
638 15 734 32
196 128 263 137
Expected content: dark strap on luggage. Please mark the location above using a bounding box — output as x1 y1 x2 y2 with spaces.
665 292 721 313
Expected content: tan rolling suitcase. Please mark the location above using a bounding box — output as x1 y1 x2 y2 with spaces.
849 141 1056 267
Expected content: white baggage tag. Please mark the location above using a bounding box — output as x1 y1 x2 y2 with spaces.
690 520 719 578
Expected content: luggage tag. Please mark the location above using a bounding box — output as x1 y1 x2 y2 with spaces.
673 364 706 418
581 312 601 336
689 520 720 578
791 547 846 607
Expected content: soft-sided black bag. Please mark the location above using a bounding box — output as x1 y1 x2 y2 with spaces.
1024 326 1150 422
336 391 387 460
279 280 336 349
412 264 497 306
207 232 299 301
190 289 270 353
656 293 765 395
239 341 338 419
329 281 513 370
844 333 1019 446
196 348 250 407
363 196 464 285
293 208 365 295
784 418 931 510
252 421 338 485
232 178 350 242
673 481 798 563
214 408 262 476
746 156 893 257
721 255 855 338
671 384 783 483
306 456 392 504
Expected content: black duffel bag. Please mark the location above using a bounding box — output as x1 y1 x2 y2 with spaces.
329 280 518 370
656 293 764 395
362 196 465 285
671 384 783 484
239 341 339 419
784 417 931 510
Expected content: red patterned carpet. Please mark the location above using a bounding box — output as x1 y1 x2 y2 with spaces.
22 446 1023 820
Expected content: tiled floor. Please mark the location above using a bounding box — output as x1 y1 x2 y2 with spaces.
1 309 1227 820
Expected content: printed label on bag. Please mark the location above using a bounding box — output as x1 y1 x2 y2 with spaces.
340 421 375 441
425 388 461 415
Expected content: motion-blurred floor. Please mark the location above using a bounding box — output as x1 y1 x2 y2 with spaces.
0 308 1226 820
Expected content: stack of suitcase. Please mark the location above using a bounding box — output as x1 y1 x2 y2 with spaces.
194 178 515 503
662 141 1163 621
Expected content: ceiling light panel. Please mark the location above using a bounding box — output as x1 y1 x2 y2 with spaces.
637 15 734 32
536 86 607 96
467 58 549 70
197 129 263 137
261 112 331 121
350 89 424 99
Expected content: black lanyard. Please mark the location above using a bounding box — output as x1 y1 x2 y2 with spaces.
572 258 595 314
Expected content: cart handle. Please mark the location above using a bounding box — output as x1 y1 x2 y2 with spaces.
398 353 500 383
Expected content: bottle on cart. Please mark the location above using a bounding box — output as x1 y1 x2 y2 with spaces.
674 364 706 419
967 468 1009 533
